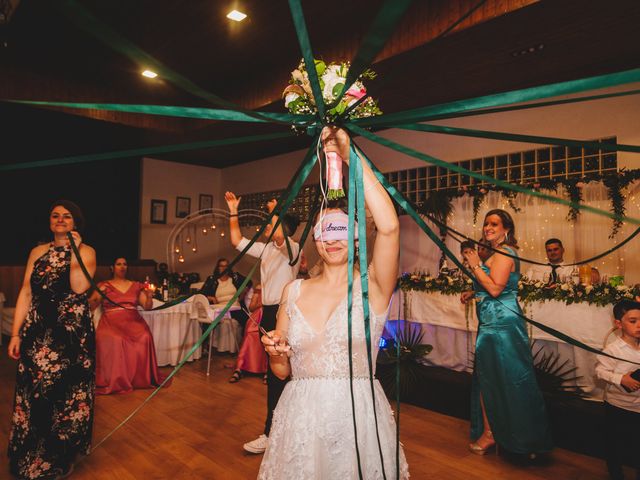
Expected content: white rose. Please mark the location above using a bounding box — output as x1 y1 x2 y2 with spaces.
585 285 593 294
616 285 627 292
560 284 570 291
321 66 345 101
535 282 543 288
284 92 300 108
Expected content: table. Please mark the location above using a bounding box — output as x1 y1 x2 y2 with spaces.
139 296 207 367
390 290 617 398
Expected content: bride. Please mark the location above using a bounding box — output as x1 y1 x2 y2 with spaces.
259 127 409 479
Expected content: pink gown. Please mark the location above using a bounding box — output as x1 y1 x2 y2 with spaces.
95 281 169 394
236 308 268 374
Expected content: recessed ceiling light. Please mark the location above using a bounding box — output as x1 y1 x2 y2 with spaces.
226 9 247 22
141 70 158 79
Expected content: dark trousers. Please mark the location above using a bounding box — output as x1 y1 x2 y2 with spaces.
604 402 640 480
262 304 288 436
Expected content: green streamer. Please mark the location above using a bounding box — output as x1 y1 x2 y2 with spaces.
346 124 640 225
332 0 413 108
398 123 640 154
354 68 640 128
0 131 293 172
352 143 388 479
288 0 326 119
10 100 312 125
346 143 364 480
403 88 640 125
58 0 288 125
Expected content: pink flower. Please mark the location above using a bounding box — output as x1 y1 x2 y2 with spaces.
346 85 366 99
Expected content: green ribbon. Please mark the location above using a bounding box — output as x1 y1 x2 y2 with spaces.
352 143 388 479
346 144 365 480
288 0 326 119
347 124 640 226
331 0 413 108
354 68 640 128
9 100 312 126
0 131 294 172
397 123 640 154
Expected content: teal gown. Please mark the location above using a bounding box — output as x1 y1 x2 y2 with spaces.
471 247 553 454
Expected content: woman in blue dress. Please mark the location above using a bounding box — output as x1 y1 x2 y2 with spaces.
462 209 553 456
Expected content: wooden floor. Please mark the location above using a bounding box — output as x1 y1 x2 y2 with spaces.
0 351 618 479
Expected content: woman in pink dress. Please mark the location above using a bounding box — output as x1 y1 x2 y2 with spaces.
229 284 268 383
90 257 168 394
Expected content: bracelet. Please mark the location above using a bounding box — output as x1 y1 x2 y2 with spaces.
11 334 20 338
229 213 238 217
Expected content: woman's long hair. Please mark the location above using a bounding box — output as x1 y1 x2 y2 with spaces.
484 209 519 249
213 257 231 280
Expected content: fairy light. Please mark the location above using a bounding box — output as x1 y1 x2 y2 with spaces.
202 228 208 235
211 224 217 230
175 247 180 253
178 254 185 263
185 236 191 244
220 231 225 237
192 246 197 252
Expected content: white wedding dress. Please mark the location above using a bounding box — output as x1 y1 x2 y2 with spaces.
258 279 409 479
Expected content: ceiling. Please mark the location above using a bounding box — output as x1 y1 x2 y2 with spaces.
1 0 639 169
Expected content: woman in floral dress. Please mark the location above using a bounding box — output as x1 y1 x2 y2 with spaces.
7 200 96 479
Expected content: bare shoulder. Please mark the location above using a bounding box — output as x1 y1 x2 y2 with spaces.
79 243 95 254
28 244 49 261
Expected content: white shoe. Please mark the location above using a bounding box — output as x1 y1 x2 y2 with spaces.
243 434 268 454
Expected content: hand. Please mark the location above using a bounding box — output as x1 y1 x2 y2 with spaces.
8 336 21 360
224 191 241 214
460 291 475 304
321 126 350 160
621 373 640 392
261 330 291 358
463 249 481 269
266 198 277 214
67 230 83 248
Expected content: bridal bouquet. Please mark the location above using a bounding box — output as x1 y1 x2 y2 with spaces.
283 59 382 199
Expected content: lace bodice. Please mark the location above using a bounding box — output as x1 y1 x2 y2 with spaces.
285 279 388 379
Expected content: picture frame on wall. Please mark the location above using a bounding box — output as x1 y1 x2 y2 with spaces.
176 196 191 218
199 194 213 211
150 199 167 224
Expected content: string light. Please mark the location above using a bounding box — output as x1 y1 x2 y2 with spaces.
202 228 208 235
178 254 185 263
185 236 191 244
220 231 225 237
175 247 180 253
192 246 197 252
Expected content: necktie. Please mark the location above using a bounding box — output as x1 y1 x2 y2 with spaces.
549 264 560 284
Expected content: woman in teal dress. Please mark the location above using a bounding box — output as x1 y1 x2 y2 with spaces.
462 209 553 456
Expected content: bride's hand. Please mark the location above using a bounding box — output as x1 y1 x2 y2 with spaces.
321 126 350 160
261 330 291 357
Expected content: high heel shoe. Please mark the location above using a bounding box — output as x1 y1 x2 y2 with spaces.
469 430 497 456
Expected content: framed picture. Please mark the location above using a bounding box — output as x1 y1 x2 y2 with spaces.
176 196 191 218
199 194 213 211
150 199 167 224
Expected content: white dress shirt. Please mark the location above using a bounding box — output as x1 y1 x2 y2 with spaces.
237 237 300 306
595 336 640 413
525 263 573 282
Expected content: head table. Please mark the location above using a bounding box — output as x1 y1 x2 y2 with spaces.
388 290 617 399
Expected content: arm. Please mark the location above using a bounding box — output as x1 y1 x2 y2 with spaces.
261 283 292 380
266 198 287 247
463 248 512 298
68 231 96 294
7 245 45 359
249 285 262 312
224 191 243 247
595 353 624 386
88 283 105 312
138 283 153 310
330 127 399 307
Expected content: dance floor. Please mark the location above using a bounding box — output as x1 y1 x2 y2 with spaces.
0 351 617 479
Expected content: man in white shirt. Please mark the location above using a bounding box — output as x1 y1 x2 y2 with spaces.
595 300 640 479
224 191 302 454
525 238 573 283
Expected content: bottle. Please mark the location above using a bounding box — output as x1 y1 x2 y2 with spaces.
162 278 169 301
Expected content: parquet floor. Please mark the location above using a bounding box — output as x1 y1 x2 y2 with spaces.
0 351 617 479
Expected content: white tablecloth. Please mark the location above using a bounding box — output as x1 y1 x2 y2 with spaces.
139 295 209 366
390 290 617 397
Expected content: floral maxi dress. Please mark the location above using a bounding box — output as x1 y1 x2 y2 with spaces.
8 244 95 480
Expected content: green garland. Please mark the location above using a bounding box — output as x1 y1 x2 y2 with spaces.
399 272 640 307
416 168 640 236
